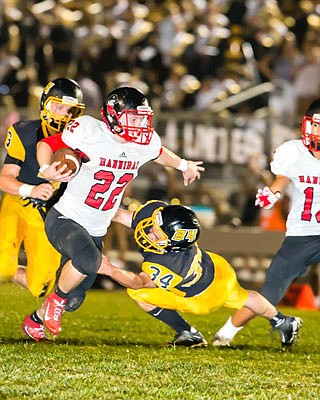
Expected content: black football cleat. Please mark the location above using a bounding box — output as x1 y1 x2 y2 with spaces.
168 330 208 348
272 316 302 346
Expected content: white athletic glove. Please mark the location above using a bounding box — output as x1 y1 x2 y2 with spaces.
255 186 281 209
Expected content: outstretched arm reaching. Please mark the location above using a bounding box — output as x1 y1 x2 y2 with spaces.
155 146 205 186
97 256 155 289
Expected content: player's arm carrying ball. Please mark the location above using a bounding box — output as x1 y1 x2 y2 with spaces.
51 148 82 175
37 135 80 182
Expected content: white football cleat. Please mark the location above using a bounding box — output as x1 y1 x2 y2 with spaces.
212 334 232 347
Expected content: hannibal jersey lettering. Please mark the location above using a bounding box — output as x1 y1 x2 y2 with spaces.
271 139 320 236
132 201 215 297
54 115 162 236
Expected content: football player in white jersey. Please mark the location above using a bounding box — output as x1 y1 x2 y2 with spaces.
22 86 204 340
213 98 320 347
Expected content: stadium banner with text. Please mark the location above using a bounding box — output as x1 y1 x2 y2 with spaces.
154 113 296 179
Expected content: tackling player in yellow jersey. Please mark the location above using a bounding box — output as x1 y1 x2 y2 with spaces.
0 78 84 340
99 201 302 347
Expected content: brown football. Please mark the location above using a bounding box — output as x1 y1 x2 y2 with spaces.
52 148 82 175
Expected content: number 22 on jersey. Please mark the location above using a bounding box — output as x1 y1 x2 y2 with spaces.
85 171 134 211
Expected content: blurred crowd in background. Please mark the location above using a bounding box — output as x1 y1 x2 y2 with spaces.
1 0 320 237
1 0 320 116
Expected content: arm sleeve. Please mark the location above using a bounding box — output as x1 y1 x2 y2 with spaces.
41 133 70 152
153 146 163 160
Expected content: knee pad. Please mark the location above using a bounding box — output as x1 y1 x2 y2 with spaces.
64 273 97 312
71 244 101 275
65 287 86 312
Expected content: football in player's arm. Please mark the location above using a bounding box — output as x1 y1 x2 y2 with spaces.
97 200 302 347
23 86 204 341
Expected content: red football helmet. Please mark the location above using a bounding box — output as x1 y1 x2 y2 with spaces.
100 87 154 145
302 98 320 151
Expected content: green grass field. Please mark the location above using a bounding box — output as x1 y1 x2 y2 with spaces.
0 283 319 400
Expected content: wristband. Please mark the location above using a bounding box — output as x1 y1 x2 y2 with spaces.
38 164 50 179
39 164 50 174
176 159 188 172
18 183 35 198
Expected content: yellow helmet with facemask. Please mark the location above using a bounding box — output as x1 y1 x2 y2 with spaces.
40 78 85 133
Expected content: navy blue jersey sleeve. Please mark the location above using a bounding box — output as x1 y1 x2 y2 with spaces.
4 153 23 167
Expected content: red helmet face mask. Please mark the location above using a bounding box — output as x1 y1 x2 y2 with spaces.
302 113 320 151
100 87 154 145
105 103 154 145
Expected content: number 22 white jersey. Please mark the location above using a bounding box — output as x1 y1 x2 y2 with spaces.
271 139 320 236
54 115 162 236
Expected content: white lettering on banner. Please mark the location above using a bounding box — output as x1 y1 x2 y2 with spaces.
162 121 229 163
161 118 267 164
183 124 228 163
182 122 200 158
230 128 264 164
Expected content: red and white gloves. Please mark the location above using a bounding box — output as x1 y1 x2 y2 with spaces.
255 186 281 209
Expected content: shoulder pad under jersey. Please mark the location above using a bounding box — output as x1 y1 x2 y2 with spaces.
271 140 300 175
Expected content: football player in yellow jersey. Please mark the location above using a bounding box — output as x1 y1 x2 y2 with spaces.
99 201 302 347
0 78 85 340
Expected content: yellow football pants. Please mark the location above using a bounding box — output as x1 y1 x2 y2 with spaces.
0 193 61 296
127 253 248 315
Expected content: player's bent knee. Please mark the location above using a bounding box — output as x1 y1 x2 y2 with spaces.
0 269 16 283
0 257 17 283
72 247 101 275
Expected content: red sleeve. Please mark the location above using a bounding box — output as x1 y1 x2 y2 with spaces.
158 146 163 157
41 132 90 160
41 133 70 152
152 146 163 160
